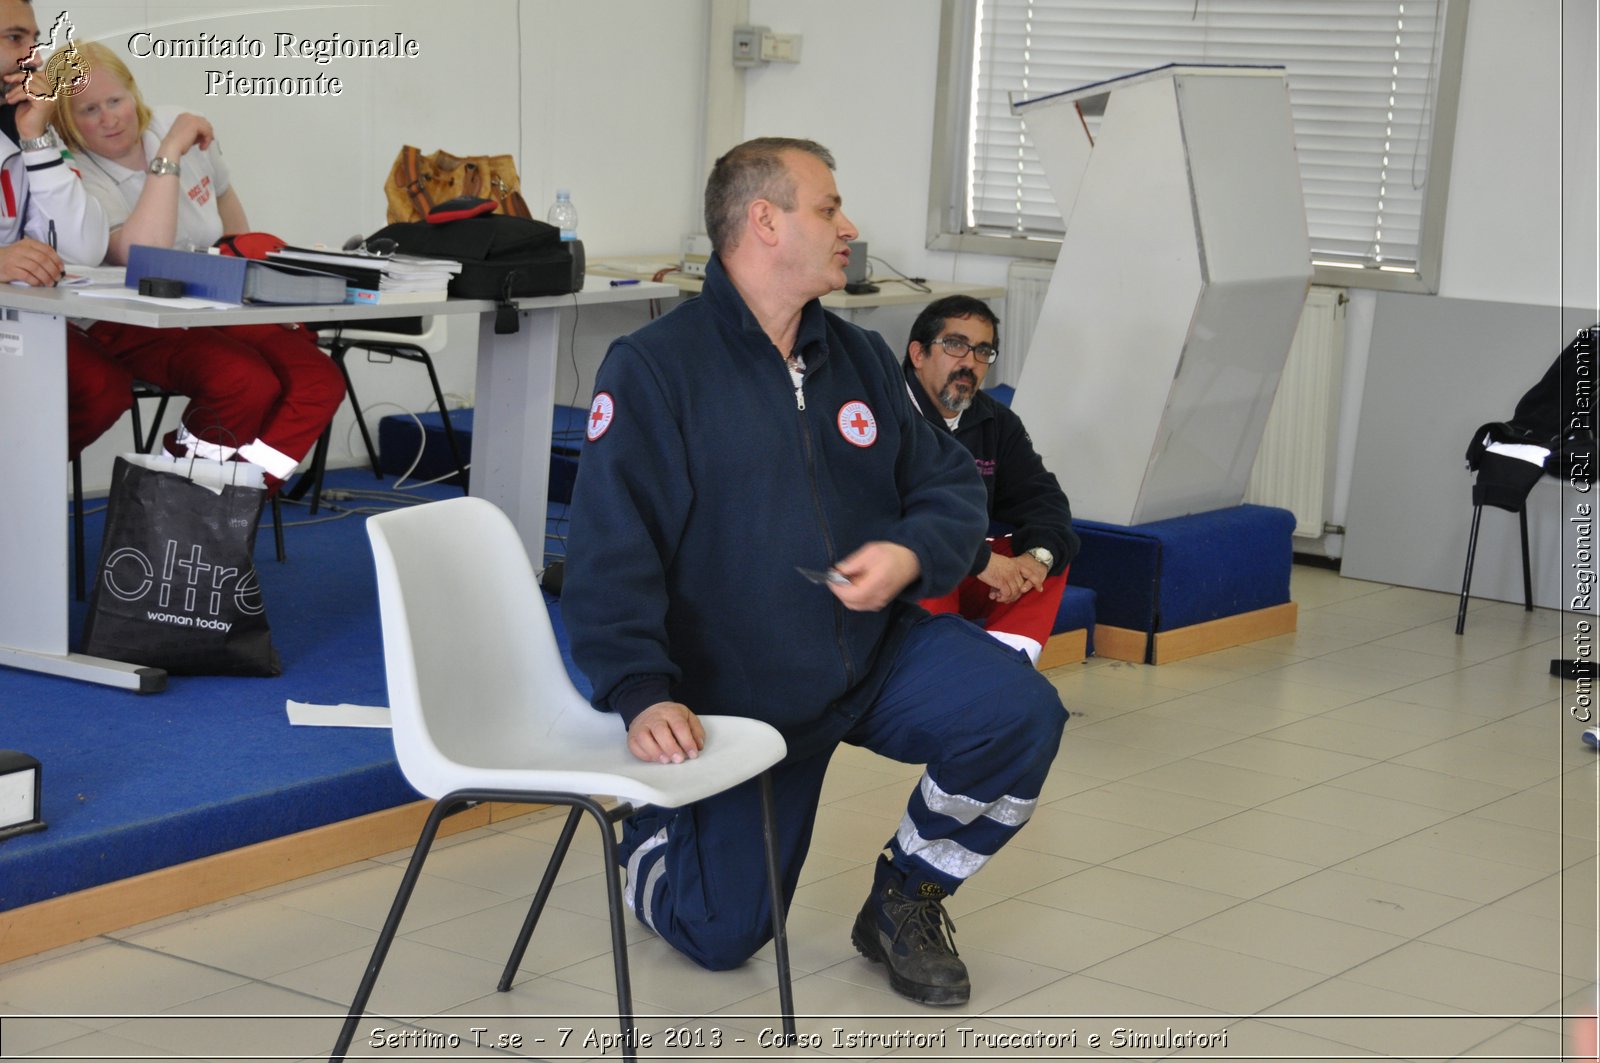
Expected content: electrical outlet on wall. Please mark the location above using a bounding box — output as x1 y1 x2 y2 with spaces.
732 24 767 67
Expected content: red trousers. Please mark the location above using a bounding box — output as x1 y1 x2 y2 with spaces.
919 537 1068 665
86 320 345 481
67 326 134 459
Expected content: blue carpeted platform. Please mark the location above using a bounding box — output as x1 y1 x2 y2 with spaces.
0 468 583 914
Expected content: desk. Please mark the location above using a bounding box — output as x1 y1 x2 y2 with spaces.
0 275 673 691
590 254 1004 310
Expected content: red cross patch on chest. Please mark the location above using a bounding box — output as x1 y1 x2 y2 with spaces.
836 400 877 448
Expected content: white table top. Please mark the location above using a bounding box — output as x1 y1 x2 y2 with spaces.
0 271 676 327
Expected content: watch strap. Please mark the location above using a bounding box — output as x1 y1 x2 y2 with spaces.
18 133 57 152
147 156 181 176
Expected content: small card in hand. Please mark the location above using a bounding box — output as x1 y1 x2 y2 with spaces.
795 566 851 586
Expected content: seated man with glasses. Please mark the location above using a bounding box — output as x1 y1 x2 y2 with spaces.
903 295 1079 665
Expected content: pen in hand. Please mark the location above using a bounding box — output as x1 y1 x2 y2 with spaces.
47 220 57 287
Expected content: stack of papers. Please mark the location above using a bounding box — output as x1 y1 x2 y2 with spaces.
268 246 461 305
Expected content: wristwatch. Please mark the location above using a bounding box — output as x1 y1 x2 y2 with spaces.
1024 546 1054 571
17 133 57 152
147 156 181 176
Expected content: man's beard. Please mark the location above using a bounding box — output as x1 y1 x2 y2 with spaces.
939 370 977 413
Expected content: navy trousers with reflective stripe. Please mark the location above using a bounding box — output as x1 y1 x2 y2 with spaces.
622 612 1067 971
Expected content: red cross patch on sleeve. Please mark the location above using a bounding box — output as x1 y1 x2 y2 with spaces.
586 392 616 442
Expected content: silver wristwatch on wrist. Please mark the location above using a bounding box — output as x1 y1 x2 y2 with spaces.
1024 546 1054 571
147 156 181 176
17 133 57 152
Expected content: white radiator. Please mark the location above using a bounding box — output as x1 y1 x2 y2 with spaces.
1245 286 1347 537
997 260 1056 389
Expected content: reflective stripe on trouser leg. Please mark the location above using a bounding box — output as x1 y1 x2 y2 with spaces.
616 754 832 972
850 614 1067 896
893 770 1040 882
237 438 300 482
622 825 669 931
176 423 238 463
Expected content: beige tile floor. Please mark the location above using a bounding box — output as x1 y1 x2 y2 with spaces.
2 567 1596 1062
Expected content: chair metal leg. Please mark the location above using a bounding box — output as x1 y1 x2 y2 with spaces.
1519 505 1533 611
270 495 286 563
330 797 471 1063
586 795 640 1063
144 394 171 454
331 345 383 479
71 457 86 602
129 394 145 452
497 806 585 991
282 425 333 514
759 771 798 1045
1455 504 1484 636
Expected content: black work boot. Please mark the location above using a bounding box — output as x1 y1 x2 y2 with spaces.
850 857 970 1006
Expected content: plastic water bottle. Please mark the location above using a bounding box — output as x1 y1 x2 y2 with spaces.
547 190 578 241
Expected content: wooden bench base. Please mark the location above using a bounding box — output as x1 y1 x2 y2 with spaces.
1093 601 1299 664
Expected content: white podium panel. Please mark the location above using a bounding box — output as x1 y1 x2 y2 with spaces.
1012 66 1312 525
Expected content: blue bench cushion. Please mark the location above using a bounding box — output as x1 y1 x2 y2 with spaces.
1072 504 1294 633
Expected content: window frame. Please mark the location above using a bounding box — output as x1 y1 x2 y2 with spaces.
925 0 1472 294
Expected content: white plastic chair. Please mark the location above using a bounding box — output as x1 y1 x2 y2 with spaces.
331 496 795 1062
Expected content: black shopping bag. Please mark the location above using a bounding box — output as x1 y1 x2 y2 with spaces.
82 455 281 676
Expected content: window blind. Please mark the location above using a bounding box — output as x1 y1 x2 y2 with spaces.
968 0 1446 270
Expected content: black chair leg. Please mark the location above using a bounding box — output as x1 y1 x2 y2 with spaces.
282 424 333 514
330 797 468 1063
1518 505 1533 611
498 806 586 991
759 771 797 1045
1456 503 1484 635
271 495 285 563
129 396 144 451
144 394 171 454
588 795 639 1063
71 457 86 602
331 345 383 479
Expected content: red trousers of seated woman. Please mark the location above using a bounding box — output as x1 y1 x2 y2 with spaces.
85 320 344 485
67 325 134 460
918 537 1068 665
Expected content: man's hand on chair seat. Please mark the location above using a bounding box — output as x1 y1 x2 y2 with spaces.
629 701 705 764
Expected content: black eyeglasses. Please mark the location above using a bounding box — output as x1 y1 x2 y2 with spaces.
341 235 398 257
932 335 999 364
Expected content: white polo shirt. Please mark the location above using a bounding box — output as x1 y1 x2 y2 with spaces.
74 105 233 255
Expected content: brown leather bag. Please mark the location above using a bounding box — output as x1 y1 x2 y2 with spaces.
383 146 532 224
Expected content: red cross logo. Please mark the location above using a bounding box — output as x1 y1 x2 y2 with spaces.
586 392 616 442
836 401 877 448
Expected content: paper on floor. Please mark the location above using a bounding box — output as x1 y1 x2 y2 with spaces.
286 700 391 728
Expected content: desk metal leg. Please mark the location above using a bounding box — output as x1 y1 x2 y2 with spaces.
0 307 168 692
469 308 558 558
0 647 165 692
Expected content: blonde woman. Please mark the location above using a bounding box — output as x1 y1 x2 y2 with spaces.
54 42 342 489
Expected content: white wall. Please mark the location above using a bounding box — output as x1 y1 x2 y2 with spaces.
1439 0 1596 309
